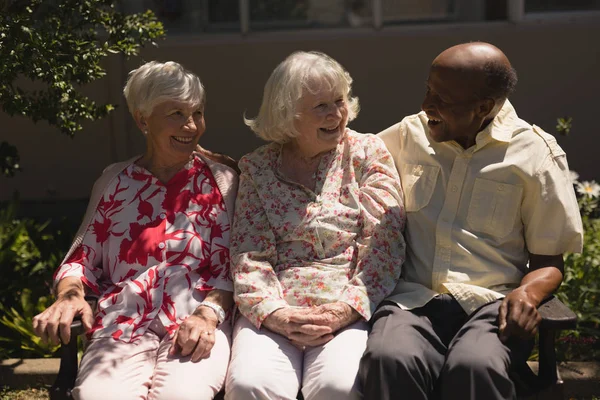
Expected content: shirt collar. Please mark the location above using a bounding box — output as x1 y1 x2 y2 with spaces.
475 99 518 146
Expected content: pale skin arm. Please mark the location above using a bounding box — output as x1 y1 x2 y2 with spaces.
170 289 233 362
498 253 564 342
32 276 94 345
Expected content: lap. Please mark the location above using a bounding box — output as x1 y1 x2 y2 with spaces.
74 319 232 400
225 316 302 399
302 320 368 400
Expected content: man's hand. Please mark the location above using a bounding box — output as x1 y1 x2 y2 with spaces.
263 308 334 347
170 306 219 362
33 283 93 345
498 288 541 342
498 253 564 342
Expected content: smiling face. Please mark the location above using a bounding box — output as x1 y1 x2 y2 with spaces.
138 99 205 163
421 66 489 148
292 80 349 157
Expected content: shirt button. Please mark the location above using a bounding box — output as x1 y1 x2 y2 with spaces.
498 185 504 191
158 242 165 249
451 186 458 192
160 212 166 219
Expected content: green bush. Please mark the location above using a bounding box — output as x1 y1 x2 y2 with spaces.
0 197 73 358
556 177 600 361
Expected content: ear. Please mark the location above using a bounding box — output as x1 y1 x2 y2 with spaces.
133 110 148 134
476 98 496 119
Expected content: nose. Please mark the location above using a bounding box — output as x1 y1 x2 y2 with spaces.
421 92 433 113
183 115 197 131
328 103 343 120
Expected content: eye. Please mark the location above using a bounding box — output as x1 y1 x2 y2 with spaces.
335 98 345 105
194 110 203 116
315 103 327 110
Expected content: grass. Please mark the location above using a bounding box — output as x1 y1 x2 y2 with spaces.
0 387 49 400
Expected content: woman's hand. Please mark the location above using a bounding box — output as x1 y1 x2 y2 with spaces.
263 308 334 347
170 306 219 362
289 302 361 336
32 277 93 345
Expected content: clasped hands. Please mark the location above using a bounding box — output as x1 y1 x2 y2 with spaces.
262 301 361 348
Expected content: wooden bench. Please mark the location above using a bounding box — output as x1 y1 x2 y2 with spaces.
48 296 576 400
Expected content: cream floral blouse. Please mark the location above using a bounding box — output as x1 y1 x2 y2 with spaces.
231 130 406 328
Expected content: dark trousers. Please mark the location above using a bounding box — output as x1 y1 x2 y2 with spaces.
358 295 533 400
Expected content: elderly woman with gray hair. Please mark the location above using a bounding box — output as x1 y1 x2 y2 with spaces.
33 61 237 400
225 51 406 399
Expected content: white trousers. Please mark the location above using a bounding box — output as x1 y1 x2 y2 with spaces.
73 317 232 400
225 316 368 400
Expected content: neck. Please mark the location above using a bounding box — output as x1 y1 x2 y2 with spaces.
137 151 193 183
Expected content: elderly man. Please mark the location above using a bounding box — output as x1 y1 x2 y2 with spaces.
358 42 583 400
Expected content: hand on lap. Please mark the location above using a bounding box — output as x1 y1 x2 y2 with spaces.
171 307 219 362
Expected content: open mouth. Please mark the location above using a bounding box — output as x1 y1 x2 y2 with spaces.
319 124 340 134
172 136 195 144
427 117 442 126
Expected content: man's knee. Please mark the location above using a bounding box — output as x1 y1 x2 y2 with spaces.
361 332 429 375
443 347 509 381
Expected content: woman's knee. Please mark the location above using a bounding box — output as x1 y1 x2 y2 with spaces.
73 380 142 400
226 368 298 400
303 376 359 400
152 384 220 400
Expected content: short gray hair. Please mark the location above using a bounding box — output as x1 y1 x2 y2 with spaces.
123 61 205 117
245 51 360 143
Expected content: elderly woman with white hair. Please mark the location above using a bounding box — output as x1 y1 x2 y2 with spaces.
225 51 406 399
33 61 237 400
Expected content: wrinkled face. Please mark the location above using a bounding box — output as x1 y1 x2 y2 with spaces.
421 66 484 147
293 80 349 156
143 100 205 159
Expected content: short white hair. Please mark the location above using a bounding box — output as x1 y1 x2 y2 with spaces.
123 61 205 117
245 51 360 143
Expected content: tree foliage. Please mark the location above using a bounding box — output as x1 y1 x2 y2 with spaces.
0 0 165 177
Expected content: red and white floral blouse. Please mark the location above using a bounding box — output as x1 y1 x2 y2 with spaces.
54 156 232 343
231 130 406 328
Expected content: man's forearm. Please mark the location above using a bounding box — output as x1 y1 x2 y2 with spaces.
519 253 564 306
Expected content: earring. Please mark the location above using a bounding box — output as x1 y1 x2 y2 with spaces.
143 130 148 135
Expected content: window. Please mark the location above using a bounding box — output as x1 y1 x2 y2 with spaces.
120 0 240 33
248 0 374 30
381 0 455 24
526 0 600 13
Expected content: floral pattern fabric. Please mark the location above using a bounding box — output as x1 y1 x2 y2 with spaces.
54 155 232 343
231 130 406 328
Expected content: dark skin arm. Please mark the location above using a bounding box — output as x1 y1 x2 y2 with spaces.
498 253 564 342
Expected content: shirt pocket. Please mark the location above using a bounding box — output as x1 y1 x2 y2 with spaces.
467 178 523 239
400 163 440 212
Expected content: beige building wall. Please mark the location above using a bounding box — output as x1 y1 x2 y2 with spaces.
1 16 599 202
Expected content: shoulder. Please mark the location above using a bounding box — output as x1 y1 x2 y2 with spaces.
345 129 388 156
92 156 138 194
377 113 425 150
239 143 278 175
510 121 567 173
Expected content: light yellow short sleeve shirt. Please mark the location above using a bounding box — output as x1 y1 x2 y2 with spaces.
379 100 583 315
